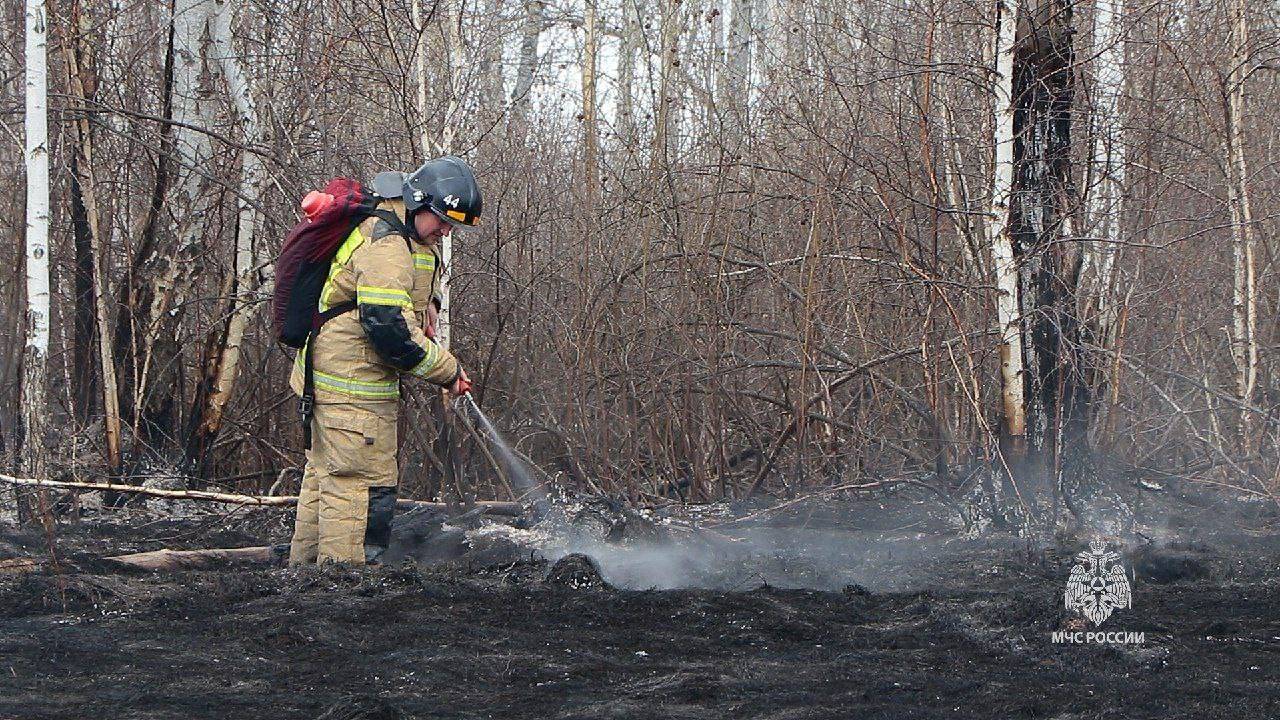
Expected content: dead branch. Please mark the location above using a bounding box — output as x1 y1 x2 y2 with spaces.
103 546 277 572
0 558 43 575
0 475 522 516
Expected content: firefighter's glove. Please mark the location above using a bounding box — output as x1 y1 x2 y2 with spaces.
449 368 472 397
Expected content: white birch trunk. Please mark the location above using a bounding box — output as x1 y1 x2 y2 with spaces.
202 0 266 434
437 0 467 349
21 0 51 488
987 0 1025 440
439 0 465 155
412 0 431 156
161 0 216 328
172 0 214 203
1226 0 1258 444
1084 0 1126 346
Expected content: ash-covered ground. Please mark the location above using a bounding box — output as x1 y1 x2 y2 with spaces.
1 483 1279 719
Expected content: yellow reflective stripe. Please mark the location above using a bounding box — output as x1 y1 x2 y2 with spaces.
313 371 399 399
410 342 442 378
357 285 413 308
319 228 365 311
334 227 364 265
412 253 435 272
293 354 399 399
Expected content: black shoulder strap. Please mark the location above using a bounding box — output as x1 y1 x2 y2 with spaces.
368 208 418 250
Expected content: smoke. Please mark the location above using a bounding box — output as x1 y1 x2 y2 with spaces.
468 512 954 592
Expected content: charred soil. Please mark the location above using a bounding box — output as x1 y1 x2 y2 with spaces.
1 489 1279 719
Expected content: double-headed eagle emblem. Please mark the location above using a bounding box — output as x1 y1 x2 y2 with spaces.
1065 540 1132 626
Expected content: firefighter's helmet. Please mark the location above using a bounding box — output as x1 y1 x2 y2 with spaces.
402 155 482 227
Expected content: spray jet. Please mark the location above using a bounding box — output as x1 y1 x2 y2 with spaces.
448 389 548 512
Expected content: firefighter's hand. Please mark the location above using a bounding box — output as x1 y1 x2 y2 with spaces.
448 368 472 396
426 303 439 340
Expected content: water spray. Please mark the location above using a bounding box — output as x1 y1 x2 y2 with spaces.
452 392 544 500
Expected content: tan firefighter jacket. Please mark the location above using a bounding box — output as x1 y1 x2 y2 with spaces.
289 199 459 403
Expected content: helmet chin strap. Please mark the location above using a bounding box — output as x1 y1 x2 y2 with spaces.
402 207 424 244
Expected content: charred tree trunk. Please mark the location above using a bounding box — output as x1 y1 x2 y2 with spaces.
69 155 98 424
1010 0 1089 518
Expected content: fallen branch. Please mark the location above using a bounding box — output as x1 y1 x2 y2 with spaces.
104 546 277 572
0 558 42 575
0 475 522 516
2 475 293 506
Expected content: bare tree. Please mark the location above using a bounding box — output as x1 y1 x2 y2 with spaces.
581 0 600 206
1225 0 1258 450
20 0 50 498
988 0 1026 459
61 0 123 474
187 0 269 470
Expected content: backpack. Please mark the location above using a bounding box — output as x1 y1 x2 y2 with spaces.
272 176 412 447
272 178 371 349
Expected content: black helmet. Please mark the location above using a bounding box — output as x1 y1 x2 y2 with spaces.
402 155 482 227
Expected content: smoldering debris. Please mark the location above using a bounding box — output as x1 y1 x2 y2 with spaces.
409 480 1280 593
444 495 962 592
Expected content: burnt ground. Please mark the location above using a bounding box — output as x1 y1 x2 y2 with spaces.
1 485 1280 719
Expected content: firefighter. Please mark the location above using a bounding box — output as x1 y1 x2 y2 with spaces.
287 156 481 566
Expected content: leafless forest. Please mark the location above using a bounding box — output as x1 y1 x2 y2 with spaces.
4 0 1279 524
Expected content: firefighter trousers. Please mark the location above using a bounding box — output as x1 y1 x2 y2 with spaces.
289 401 399 565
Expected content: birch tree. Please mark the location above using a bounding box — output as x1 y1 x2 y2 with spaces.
118 0 217 454
412 0 433 156
1225 0 1258 448
21 0 51 488
987 0 1025 455
189 0 268 464
1083 0 1126 348
437 0 468 349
